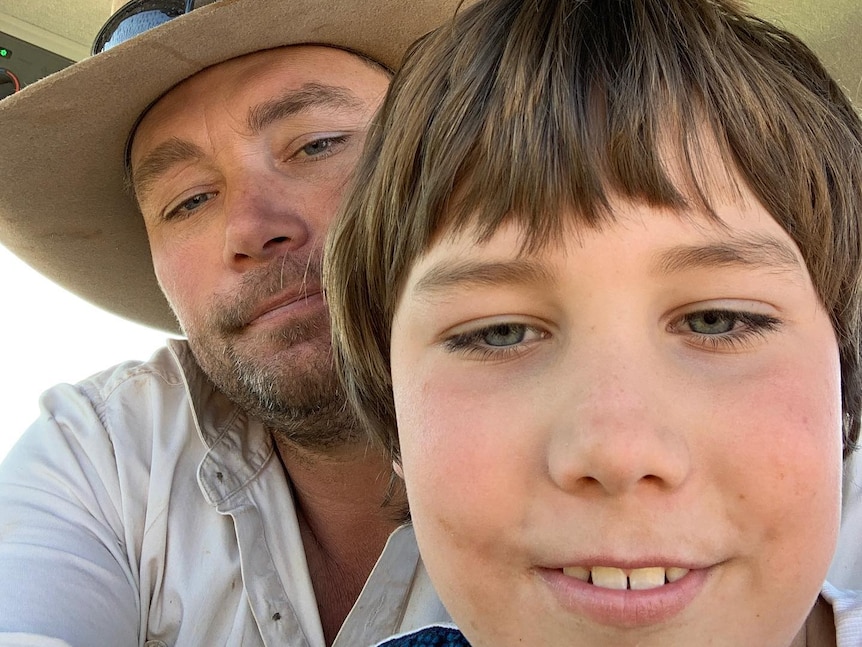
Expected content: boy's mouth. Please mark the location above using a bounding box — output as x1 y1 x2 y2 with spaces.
562 565 690 590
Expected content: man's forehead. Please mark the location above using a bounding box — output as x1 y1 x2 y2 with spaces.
130 44 388 147
127 44 390 181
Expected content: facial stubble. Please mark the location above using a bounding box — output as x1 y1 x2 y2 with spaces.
183 257 361 452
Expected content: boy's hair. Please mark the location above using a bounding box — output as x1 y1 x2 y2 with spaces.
325 0 862 463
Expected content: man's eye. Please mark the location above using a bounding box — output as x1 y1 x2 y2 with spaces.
296 135 349 160
165 192 215 221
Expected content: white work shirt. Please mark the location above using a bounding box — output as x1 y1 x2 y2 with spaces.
829 450 862 589
0 340 447 647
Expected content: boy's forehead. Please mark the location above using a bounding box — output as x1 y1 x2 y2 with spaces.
440 120 747 242
409 188 808 291
398 215 823 374
436 173 754 254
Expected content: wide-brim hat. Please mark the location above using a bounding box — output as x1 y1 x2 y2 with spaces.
0 0 468 333
0 0 860 333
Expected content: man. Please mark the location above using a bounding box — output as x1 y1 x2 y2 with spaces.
0 1 463 645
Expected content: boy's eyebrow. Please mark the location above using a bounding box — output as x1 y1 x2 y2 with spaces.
132 83 364 201
410 233 803 298
653 233 804 276
412 259 556 297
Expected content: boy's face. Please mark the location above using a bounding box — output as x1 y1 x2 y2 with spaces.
390 165 843 645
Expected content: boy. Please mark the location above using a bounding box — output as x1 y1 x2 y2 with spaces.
325 0 862 644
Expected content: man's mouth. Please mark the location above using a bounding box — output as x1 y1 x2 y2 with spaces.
245 289 323 326
562 565 690 590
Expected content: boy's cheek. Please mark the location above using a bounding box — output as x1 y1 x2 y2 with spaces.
729 373 842 565
394 372 531 555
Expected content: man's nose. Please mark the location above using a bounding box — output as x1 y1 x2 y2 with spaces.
546 337 692 498
221 171 311 268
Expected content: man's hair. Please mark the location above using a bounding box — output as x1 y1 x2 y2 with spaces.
325 0 862 463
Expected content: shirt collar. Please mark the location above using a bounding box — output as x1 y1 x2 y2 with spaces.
167 338 275 506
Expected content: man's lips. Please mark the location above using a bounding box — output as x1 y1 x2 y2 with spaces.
245 288 324 326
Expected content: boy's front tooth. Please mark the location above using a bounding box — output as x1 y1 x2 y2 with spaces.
628 566 666 590
665 567 690 583
590 566 628 590
562 565 590 582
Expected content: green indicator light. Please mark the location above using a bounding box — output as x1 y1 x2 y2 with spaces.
0 48 9 58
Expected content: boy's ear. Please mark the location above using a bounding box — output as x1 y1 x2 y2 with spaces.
393 461 405 480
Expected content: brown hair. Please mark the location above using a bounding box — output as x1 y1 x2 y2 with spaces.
324 0 862 464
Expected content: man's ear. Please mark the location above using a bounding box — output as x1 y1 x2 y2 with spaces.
393 461 404 479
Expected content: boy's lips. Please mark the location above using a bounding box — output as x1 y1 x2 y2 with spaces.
536 558 714 627
562 564 691 590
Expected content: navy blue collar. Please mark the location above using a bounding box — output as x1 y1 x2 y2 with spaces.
377 625 471 647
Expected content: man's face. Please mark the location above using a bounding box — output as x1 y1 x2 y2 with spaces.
390 155 843 645
130 45 389 447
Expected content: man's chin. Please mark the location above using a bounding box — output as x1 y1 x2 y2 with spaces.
218 312 332 365
186 328 357 449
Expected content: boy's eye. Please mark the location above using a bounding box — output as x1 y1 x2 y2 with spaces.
443 321 549 359
481 323 528 347
684 310 737 335
671 308 782 350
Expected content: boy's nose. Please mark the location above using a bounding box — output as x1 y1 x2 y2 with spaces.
222 172 311 268
546 342 691 497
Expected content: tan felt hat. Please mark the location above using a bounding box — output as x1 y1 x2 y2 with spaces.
0 0 467 333
0 0 859 333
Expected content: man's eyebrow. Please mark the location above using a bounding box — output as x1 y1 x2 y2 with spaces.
132 138 204 202
412 259 556 298
653 233 804 275
246 82 366 134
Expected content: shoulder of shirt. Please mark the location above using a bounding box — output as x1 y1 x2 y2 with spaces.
821 583 862 646
30 338 232 458
70 338 196 399
48 339 225 432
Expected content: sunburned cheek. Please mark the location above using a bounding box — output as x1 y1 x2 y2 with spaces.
401 414 513 513
396 374 476 464
397 379 529 530
717 355 843 552
149 259 209 335
152 260 188 310
149 231 217 315
752 358 840 457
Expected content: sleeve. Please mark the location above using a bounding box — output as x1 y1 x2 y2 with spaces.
0 383 140 647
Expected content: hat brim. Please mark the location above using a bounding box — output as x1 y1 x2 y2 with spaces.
0 0 859 333
0 0 467 333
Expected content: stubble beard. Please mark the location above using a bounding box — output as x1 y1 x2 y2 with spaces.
181 256 361 453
